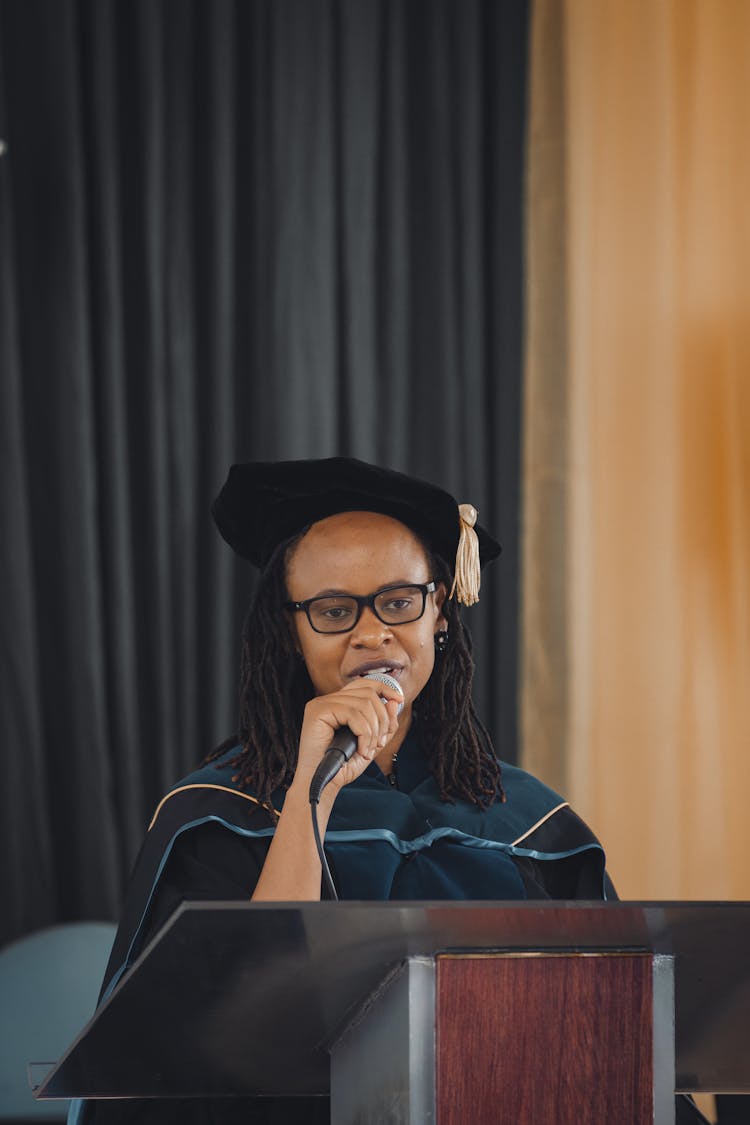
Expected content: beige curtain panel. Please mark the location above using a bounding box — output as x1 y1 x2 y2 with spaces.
524 0 750 900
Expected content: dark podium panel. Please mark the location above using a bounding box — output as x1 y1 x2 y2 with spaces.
435 953 659 1124
35 901 750 1103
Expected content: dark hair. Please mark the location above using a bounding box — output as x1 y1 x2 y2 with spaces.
204 531 504 811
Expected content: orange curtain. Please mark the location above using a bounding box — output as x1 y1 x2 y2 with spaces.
524 0 750 900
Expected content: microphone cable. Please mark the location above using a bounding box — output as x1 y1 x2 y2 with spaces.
310 798 339 900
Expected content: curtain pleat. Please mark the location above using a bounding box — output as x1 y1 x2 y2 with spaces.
521 0 570 796
0 36 59 939
0 0 528 943
192 2 240 752
337 0 382 456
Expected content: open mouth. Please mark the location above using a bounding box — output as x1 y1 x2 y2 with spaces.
350 663 404 681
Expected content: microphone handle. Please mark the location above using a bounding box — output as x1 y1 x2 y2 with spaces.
308 726 357 803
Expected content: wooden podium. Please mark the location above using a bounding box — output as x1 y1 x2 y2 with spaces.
34 902 750 1124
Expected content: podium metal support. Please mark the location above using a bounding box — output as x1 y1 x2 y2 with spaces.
331 958 435 1125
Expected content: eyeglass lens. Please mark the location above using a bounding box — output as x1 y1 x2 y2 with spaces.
308 585 426 633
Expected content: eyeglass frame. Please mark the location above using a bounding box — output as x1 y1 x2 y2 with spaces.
284 580 437 635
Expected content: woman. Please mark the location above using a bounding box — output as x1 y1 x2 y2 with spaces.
73 457 703 1123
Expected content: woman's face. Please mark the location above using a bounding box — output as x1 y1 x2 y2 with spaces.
285 511 447 719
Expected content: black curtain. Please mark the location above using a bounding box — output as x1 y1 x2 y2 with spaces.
0 0 529 945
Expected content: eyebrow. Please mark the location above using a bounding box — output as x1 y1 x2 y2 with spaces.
306 579 425 599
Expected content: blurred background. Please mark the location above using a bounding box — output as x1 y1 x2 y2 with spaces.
1 0 748 956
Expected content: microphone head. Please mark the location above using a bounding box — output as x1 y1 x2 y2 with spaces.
363 670 404 716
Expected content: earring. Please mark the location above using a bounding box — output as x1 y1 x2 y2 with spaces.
435 630 448 654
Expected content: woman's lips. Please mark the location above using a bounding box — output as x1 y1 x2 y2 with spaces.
347 660 404 681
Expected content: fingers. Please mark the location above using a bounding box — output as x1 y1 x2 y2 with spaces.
334 677 402 751
332 690 392 756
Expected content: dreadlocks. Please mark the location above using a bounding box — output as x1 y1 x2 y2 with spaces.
204 534 504 811
416 581 505 808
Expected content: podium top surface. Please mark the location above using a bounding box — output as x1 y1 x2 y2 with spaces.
37 900 750 1098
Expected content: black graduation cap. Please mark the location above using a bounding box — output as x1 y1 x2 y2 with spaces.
211 457 501 604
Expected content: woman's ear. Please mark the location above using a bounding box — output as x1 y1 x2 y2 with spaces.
434 581 449 632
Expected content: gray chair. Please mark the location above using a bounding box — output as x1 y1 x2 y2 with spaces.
0 921 115 1122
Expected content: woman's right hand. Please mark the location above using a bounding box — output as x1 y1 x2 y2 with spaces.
291 677 404 796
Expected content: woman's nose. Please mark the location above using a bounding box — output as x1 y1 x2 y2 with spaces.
349 606 392 646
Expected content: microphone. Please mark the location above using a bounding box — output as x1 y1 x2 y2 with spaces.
308 671 403 804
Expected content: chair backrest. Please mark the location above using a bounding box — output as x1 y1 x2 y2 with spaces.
0 921 116 1121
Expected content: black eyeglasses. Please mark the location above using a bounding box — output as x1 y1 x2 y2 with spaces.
285 581 437 634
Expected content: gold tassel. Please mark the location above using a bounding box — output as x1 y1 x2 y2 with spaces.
450 503 481 605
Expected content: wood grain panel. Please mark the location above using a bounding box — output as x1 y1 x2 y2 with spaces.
436 953 653 1125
